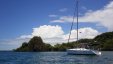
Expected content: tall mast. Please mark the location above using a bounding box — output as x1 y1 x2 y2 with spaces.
68 0 79 45
76 0 79 44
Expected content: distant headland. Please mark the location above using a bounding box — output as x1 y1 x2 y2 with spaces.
14 31 113 52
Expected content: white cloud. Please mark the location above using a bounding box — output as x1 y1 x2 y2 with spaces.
0 25 100 50
19 25 65 45
59 8 68 12
51 1 113 31
48 14 58 18
0 38 30 50
19 25 99 45
50 20 65 23
32 25 64 38
63 27 99 40
19 35 32 39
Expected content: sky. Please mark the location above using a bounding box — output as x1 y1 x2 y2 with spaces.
0 0 113 50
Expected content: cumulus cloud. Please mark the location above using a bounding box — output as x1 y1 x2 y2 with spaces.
0 25 100 50
19 25 99 45
51 1 113 31
19 25 65 45
63 27 99 40
32 25 64 38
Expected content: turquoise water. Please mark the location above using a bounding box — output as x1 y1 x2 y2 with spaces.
0 51 113 64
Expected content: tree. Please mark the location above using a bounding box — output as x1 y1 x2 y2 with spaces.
102 39 113 50
15 42 29 52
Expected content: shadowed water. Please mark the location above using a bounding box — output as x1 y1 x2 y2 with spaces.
0 51 113 64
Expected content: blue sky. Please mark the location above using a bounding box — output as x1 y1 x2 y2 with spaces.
0 0 113 50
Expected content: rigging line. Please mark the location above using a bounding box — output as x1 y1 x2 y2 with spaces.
68 0 79 43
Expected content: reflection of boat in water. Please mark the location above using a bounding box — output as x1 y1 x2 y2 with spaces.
67 0 101 55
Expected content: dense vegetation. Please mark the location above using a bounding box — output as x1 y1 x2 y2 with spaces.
15 31 113 52
93 32 113 50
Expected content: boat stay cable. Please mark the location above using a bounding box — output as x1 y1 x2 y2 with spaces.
68 0 79 45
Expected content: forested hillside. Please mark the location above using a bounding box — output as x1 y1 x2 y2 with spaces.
15 32 113 52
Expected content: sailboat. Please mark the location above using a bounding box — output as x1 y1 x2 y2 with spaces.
67 0 101 55
67 48 101 55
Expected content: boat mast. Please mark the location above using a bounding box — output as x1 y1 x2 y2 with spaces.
68 0 79 46
76 0 79 45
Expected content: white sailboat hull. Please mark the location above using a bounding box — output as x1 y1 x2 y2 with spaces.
67 48 101 55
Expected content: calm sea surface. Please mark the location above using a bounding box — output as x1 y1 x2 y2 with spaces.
0 51 113 64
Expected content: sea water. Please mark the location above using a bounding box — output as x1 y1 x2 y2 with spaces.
0 51 113 64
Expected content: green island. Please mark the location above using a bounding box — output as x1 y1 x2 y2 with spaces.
14 31 113 52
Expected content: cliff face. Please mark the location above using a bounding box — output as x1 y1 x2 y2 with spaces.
28 36 45 51
15 36 46 52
